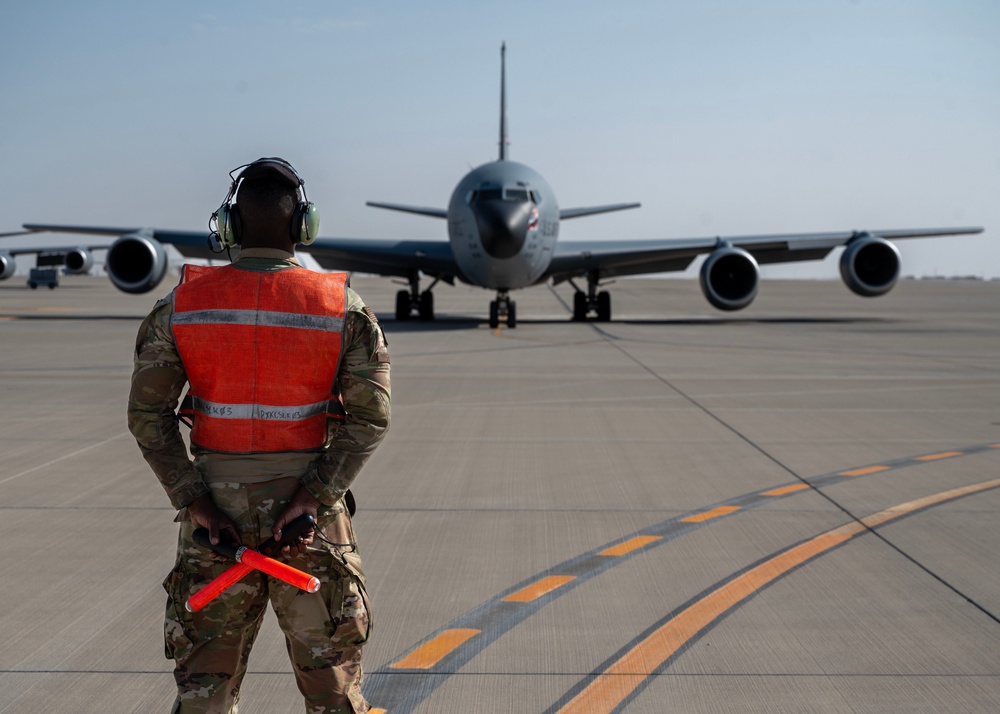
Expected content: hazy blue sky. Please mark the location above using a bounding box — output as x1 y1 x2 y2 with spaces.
1 0 997 279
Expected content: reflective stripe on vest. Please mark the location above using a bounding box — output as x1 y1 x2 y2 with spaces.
172 309 344 332
172 263 347 454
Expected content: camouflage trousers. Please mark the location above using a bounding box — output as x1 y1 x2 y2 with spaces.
163 478 372 713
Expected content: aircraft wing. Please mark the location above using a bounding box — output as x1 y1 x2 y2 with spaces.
20 224 461 279
302 237 461 281
20 223 460 276
14 224 462 293
20 224 219 260
544 227 984 284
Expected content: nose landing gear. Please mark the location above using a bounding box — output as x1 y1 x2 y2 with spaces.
489 290 516 328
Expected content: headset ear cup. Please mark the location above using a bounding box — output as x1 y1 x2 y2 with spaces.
299 202 320 245
216 204 234 247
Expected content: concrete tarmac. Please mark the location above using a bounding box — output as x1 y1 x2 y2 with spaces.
1 274 999 713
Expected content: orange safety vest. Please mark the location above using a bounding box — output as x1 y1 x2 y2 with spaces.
172 263 347 454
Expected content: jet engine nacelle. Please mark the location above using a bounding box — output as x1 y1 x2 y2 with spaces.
63 247 94 275
839 234 900 297
0 252 15 280
699 245 760 311
106 233 168 294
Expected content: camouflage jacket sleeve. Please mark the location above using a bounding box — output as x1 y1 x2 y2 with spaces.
300 287 392 506
127 293 208 510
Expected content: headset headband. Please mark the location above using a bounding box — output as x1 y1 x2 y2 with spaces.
231 157 305 194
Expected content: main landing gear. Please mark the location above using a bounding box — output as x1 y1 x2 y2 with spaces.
569 274 611 322
395 274 438 321
489 290 516 329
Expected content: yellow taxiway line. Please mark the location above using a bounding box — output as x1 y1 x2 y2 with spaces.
554 477 1000 714
389 629 480 670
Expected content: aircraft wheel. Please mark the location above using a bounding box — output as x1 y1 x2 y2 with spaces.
507 301 517 328
596 291 611 321
573 291 587 321
418 291 435 321
489 301 500 329
395 290 411 321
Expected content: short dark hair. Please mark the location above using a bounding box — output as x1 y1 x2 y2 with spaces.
236 177 297 227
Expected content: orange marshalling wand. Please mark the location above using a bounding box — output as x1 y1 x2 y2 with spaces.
186 515 319 612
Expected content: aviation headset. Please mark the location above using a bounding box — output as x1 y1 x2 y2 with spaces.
210 157 320 248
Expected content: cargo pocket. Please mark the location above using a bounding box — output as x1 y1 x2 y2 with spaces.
161 547 247 663
329 549 373 647
162 566 194 662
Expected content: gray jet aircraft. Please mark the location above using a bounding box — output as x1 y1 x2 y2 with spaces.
6 44 983 327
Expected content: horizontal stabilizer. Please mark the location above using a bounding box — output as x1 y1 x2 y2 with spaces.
559 203 641 220
366 202 448 219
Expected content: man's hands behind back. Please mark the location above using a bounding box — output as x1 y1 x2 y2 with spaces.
273 486 320 558
186 494 242 547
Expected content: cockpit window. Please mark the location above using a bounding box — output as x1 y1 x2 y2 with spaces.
478 188 503 201
469 186 535 204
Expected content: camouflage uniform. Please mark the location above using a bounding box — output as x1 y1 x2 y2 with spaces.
128 249 390 713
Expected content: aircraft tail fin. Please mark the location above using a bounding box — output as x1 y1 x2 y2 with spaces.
499 42 508 161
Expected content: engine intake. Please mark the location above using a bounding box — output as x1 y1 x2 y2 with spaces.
106 234 168 294
0 252 15 280
839 234 900 297
63 247 94 275
699 246 760 311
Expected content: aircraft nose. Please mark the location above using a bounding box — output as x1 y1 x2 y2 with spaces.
475 200 532 259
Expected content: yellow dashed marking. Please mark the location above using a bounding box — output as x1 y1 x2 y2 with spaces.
389 629 480 670
370 710 388 714
762 484 810 497
840 465 891 477
599 535 661 557
504 575 576 603
681 505 740 523
916 451 963 462
555 476 1000 714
